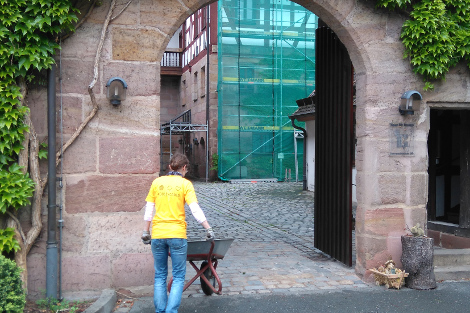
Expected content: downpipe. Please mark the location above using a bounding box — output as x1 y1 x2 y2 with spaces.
205 4 210 182
46 64 58 299
289 117 307 191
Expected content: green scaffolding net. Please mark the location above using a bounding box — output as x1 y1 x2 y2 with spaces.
217 0 318 181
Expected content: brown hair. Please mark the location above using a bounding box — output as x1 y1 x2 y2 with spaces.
169 153 189 172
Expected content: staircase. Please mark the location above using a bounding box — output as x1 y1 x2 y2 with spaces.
434 248 470 281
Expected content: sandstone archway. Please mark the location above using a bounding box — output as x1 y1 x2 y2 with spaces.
148 0 418 277
25 0 431 297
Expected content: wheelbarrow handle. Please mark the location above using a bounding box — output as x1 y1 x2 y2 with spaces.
206 240 215 262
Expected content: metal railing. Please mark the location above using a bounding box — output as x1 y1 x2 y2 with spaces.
161 51 181 67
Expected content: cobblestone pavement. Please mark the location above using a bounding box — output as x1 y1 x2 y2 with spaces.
182 181 367 297
114 182 370 312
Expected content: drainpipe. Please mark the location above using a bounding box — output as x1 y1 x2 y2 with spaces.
205 4 210 182
46 64 58 299
289 116 307 191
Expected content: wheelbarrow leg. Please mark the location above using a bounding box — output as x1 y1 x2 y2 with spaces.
168 240 231 295
168 260 205 293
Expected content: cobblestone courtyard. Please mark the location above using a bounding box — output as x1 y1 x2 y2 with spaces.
182 181 366 297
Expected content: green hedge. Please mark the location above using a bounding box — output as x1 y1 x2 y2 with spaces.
0 255 25 313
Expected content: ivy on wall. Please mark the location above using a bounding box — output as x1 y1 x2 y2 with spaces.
0 228 20 255
376 0 470 90
0 0 126 294
0 0 76 256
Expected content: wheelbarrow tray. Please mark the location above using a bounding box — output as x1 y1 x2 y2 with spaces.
186 239 234 261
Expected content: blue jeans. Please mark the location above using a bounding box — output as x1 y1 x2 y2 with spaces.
151 238 187 313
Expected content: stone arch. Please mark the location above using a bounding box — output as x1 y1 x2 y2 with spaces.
152 0 427 275
38 1 431 298
155 0 371 76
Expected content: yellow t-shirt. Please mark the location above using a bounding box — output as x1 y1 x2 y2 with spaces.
145 175 198 239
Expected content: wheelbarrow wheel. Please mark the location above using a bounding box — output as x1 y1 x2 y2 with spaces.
200 261 215 295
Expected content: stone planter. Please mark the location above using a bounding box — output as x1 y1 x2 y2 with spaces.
400 235 436 289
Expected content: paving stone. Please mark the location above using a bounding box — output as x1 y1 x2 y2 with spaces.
244 286 266 290
189 293 206 298
122 182 368 306
240 290 257 295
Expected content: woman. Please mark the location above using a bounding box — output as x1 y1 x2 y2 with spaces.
141 153 214 313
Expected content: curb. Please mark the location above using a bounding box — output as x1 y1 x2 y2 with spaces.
84 289 116 313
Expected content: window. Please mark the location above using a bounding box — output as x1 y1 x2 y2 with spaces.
193 71 198 101
201 66 206 97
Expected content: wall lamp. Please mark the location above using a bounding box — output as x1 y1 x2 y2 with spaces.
106 77 127 106
399 90 422 115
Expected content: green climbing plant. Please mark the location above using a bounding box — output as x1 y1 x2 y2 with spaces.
376 0 470 90
0 164 35 215
0 0 77 290
0 228 21 256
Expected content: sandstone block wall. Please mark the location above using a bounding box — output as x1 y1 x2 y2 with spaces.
294 0 467 278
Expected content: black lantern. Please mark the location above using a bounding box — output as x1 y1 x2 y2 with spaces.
106 77 127 106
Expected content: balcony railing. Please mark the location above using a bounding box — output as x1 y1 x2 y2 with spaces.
161 50 182 75
161 51 181 67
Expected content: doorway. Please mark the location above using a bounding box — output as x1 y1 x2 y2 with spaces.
428 109 470 235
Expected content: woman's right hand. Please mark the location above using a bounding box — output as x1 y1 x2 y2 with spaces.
206 227 215 241
141 230 151 244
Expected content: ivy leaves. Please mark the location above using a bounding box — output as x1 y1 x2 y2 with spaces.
0 0 77 254
377 0 470 90
401 0 454 89
376 0 412 9
0 0 77 76
0 0 76 165
0 0 77 157
0 228 21 254
0 164 34 214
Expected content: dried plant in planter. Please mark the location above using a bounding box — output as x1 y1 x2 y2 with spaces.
408 223 426 237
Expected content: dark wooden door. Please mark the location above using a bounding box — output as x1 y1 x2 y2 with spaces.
428 110 470 230
314 20 354 266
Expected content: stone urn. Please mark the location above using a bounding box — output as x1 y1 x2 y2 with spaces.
400 235 436 290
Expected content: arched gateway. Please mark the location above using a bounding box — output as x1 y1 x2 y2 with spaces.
27 0 470 297
160 0 417 276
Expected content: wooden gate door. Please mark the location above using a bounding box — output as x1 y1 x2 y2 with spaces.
314 20 354 266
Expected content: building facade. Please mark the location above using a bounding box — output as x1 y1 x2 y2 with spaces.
160 3 218 180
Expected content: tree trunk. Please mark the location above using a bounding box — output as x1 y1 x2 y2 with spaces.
401 235 436 290
7 124 44 293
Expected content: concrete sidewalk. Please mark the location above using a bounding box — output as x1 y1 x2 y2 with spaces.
127 281 470 313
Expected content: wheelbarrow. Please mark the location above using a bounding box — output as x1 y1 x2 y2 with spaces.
168 238 234 295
